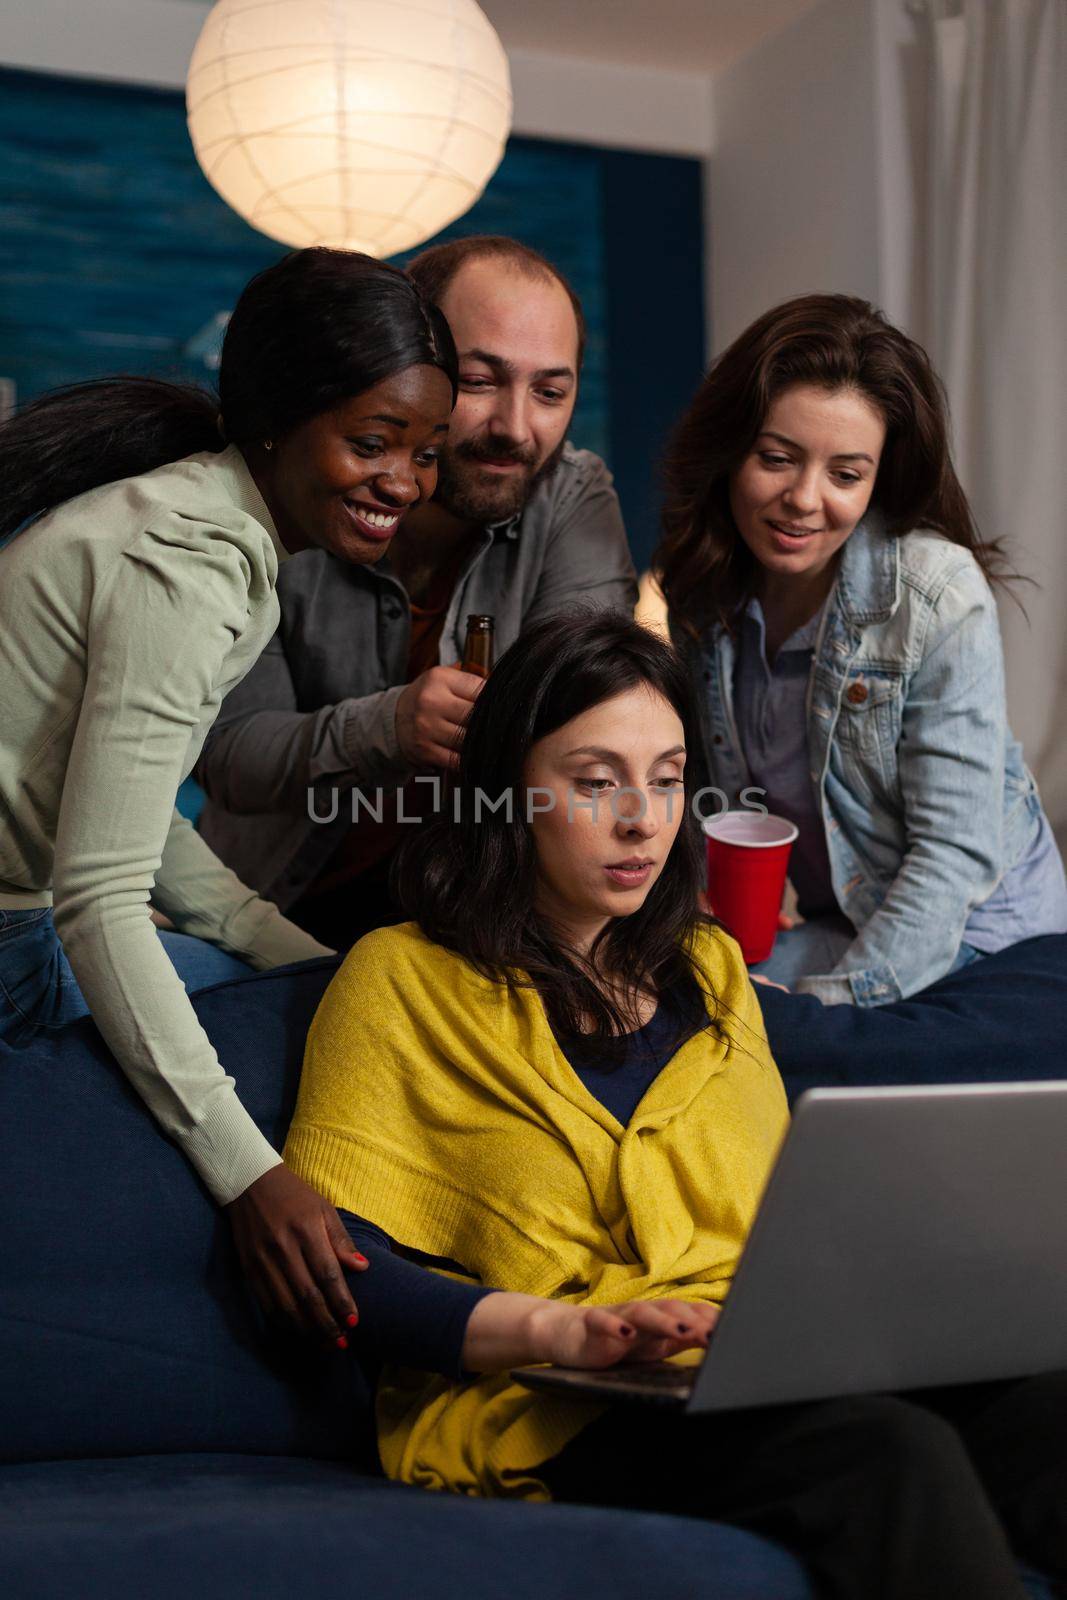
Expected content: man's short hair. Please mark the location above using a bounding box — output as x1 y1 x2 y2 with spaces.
405 235 587 372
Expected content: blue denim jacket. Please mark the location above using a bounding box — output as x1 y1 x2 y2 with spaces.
686 511 1044 1006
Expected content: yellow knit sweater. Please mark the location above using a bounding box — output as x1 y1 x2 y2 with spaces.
284 920 789 1498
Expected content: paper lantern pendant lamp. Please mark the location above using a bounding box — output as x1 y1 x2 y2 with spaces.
186 0 512 256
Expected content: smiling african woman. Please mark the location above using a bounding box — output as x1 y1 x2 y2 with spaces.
0 247 457 1337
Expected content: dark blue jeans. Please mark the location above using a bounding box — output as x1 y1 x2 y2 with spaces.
0 907 253 1044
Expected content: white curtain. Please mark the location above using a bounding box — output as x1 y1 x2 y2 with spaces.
923 0 1067 839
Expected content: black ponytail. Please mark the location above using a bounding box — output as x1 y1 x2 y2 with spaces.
0 378 220 541
0 247 458 541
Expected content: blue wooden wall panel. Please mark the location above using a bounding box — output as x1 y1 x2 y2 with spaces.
0 66 705 566
0 67 607 456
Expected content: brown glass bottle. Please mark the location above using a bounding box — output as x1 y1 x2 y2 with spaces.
461 614 495 679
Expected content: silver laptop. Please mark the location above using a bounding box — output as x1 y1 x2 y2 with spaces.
514 1084 1067 1412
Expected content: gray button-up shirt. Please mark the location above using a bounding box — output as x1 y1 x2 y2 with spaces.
196 443 638 908
733 595 838 918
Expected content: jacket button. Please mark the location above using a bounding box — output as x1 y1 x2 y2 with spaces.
713 734 724 746
847 681 868 705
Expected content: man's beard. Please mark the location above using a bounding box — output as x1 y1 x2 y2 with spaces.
434 435 566 526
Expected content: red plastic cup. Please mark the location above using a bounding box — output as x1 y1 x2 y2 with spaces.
702 811 798 965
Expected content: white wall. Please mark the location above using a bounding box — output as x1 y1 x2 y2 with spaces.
706 0 882 353
710 0 883 352
509 50 711 157
870 0 928 334
704 0 934 353
0 0 200 85
0 0 712 157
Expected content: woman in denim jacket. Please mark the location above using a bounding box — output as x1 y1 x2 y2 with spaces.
656 294 1067 1005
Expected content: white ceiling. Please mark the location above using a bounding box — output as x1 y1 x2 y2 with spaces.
170 0 825 77
477 0 823 74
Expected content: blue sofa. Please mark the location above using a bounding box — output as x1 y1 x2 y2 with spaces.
3 939 1066 1599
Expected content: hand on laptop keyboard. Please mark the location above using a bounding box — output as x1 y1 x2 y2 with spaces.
531 1296 719 1370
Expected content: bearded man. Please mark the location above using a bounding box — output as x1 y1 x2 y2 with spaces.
196 236 637 946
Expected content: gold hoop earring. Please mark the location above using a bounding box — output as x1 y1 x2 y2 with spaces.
263 439 274 452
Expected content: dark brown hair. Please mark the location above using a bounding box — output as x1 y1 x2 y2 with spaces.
655 292 1011 637
406 233 587 372
394 610 716 1051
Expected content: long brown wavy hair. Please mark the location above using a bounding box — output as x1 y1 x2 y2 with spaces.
654 293 1012 638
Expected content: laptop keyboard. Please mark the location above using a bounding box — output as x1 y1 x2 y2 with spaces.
513 1360 696 1407
580 1362 693 1391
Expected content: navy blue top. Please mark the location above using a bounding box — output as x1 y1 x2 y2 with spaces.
557 977 707 1125
338 978 705 1378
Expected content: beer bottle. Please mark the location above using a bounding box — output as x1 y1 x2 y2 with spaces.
461 614 494 679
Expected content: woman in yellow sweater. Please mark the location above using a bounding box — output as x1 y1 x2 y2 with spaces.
286 613 1067 1600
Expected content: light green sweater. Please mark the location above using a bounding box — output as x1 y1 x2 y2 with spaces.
0 446 330 1202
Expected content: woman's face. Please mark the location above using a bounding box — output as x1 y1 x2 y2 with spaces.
258 363 453 563
728 384 887 587
523 685 687 953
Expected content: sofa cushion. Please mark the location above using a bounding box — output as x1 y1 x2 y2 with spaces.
0 1453 815 1600
0 960 371 1466
3 936 1066 1466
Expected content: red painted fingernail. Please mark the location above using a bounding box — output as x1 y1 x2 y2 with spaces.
346 1313 358 1328
335 1335 348 1350
352 1253 368 1265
